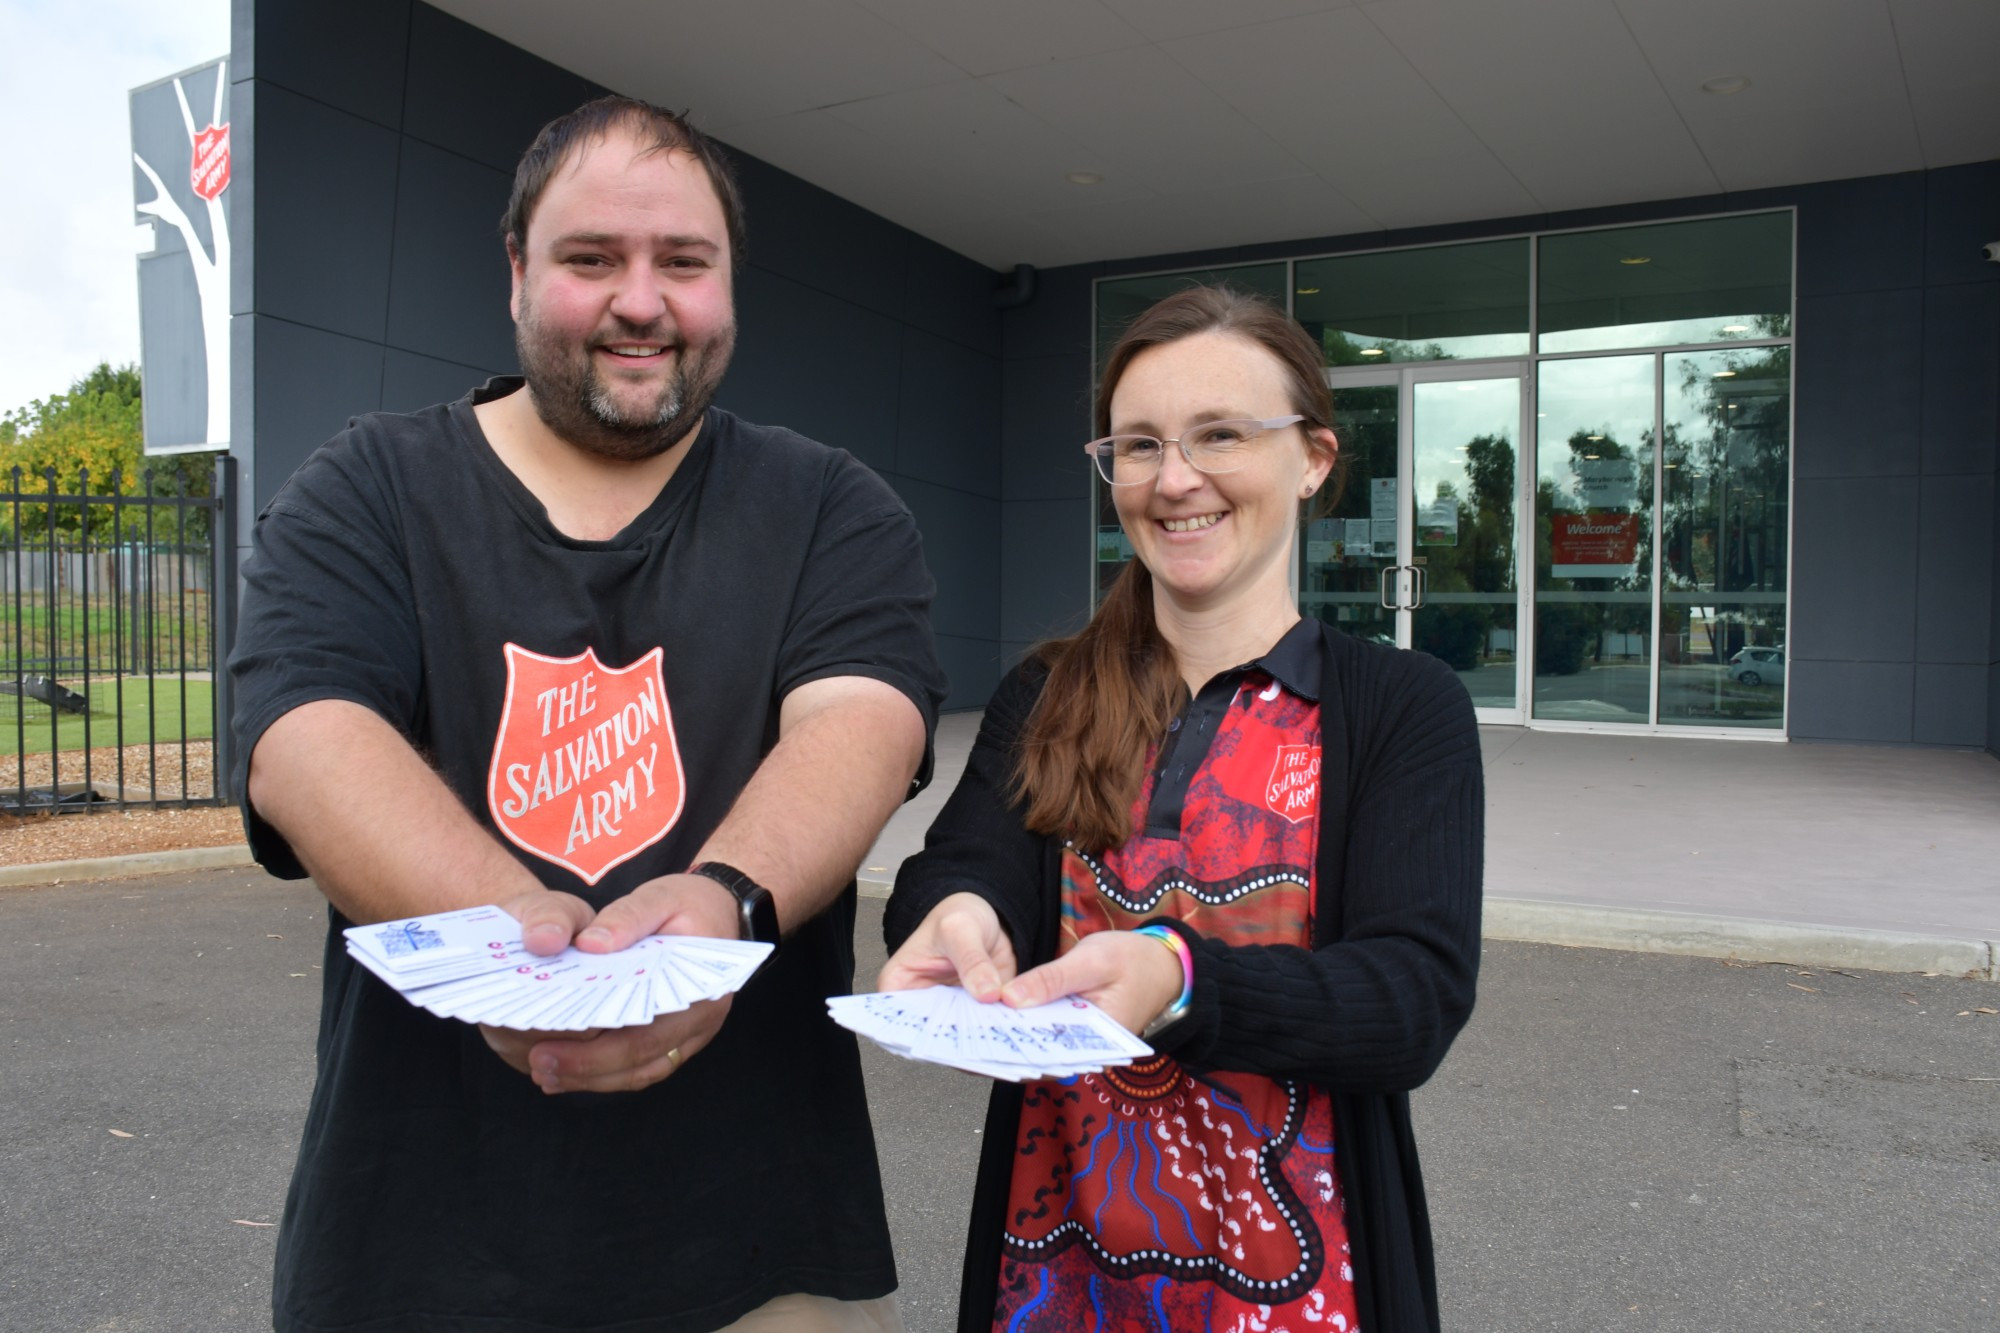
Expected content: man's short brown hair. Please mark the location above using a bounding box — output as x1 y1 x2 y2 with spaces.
502 96 746 266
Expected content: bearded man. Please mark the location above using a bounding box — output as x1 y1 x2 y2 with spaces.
230 96 943 1333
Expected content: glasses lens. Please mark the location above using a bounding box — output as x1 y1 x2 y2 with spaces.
1092 436 1162 484
1185 420 1263 472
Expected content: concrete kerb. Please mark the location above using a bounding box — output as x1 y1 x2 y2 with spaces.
0 843 255 889
1483 898 1998 982
863 875 1995 983
19 856 1995 984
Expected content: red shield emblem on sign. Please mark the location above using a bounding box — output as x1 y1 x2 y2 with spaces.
485 644 686 886
190 123 231 201
1263 744 1320 825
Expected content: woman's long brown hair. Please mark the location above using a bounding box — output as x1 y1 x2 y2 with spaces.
1012 285 1343 852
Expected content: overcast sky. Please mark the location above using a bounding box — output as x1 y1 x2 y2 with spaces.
1 0 230 418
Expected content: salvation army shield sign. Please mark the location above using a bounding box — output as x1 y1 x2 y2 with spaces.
190 122 230 200
485 644 686 886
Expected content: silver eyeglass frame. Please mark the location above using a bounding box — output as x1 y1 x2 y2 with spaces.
1083 415 1306 485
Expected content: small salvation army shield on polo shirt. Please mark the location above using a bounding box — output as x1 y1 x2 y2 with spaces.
1264 743 1320 824
485 644 686 886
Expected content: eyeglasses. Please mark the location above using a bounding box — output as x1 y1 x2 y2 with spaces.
1083 416 1305 486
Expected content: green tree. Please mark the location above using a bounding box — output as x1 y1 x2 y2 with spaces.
0 364 215 542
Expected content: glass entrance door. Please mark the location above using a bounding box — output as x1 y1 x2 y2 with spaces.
1306 365 1528 721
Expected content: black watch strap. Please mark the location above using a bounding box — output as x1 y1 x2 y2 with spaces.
689 861 781 948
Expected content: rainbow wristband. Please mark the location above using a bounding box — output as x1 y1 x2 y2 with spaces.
1133 923 1194 1039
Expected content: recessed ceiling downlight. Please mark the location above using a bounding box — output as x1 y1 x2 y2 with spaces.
1701 75 1751 95
1065 171 1103 186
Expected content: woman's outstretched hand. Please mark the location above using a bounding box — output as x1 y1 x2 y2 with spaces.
999 930 1186 1038
878 891 1019 1003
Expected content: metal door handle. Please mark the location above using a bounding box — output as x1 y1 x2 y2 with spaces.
1410 564 1428 609
1379 565 1397 610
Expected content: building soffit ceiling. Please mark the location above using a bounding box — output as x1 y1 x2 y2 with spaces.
427 0 2000 272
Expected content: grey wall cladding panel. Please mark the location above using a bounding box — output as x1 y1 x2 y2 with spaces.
381 349 505 415
250 86 400 342
724 266 900 473
250 316 385 511
250 0 409 129
1000 263 1098 363
384 140 518 372
232 0 253 79
895 331 1001 497
1786 659 1914 743
904 237 1001 357
401 2 604 175
1793 174 1925 298
892 477 999 643
1924 161 2000 290
1913 663 1988 746
934 633 1001 712
725 153 909 323
1916 472 1994 664
1793 289 1924 478
1920 282 2000 475
1002 498 1091 645
229 80 255 316
1789 475 1919 661
1003 355 1093 502
1989 660 2000 756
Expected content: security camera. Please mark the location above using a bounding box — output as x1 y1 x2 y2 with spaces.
1985 241 2000 264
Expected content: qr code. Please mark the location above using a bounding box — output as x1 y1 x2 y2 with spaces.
1031 1022 1114 1053
377 923 445 958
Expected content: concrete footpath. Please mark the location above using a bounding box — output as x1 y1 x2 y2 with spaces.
7 716 1996 979
857 715 2000 982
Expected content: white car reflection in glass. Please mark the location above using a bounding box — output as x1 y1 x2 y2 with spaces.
1727 646 1785 687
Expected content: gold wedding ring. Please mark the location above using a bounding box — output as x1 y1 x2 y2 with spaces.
665 1046 683 1077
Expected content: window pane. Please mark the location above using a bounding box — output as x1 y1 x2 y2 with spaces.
1658 346 1790 728
1534 356 1655 722
1538 213 1791 354
1412 378 1520 709
1095 265 1290 375
1303 384 1399 646
1296 240 1529 366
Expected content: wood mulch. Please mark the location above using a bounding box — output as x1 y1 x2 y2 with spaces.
1 739 245 868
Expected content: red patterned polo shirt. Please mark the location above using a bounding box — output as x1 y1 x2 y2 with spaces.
994 619 1359 1333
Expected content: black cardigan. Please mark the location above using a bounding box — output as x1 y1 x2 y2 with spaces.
884 623 1485 1333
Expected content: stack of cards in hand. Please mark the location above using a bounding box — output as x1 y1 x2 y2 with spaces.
343 905 772 1031
828 986 1152 1081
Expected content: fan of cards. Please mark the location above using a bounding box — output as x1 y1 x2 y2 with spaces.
343 904 772 1031
828 985 1152 1081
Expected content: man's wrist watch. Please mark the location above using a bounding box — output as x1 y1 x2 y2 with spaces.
688 861 781 948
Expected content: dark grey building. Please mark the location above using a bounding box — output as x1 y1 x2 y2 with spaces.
226 0 2000 751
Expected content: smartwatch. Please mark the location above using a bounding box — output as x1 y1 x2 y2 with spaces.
689 861 781 948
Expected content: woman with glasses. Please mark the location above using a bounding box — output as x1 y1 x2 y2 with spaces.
881 286 1483 1333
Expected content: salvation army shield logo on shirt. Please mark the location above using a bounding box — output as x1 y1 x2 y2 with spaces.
485 644 686 886
1264 744 1320 825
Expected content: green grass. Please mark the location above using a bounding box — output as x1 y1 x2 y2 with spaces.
0 674 215 757
2 593 213 675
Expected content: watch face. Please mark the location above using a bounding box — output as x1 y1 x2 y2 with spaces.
741 886 780 948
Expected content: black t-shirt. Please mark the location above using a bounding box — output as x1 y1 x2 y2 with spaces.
230 378 946 1332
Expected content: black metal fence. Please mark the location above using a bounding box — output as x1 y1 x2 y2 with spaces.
3 458 237 813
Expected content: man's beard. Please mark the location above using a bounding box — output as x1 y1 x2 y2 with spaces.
514 294 736 462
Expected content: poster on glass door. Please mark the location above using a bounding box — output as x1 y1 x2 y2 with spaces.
1550 513 1639 579
1369 477 1398 557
